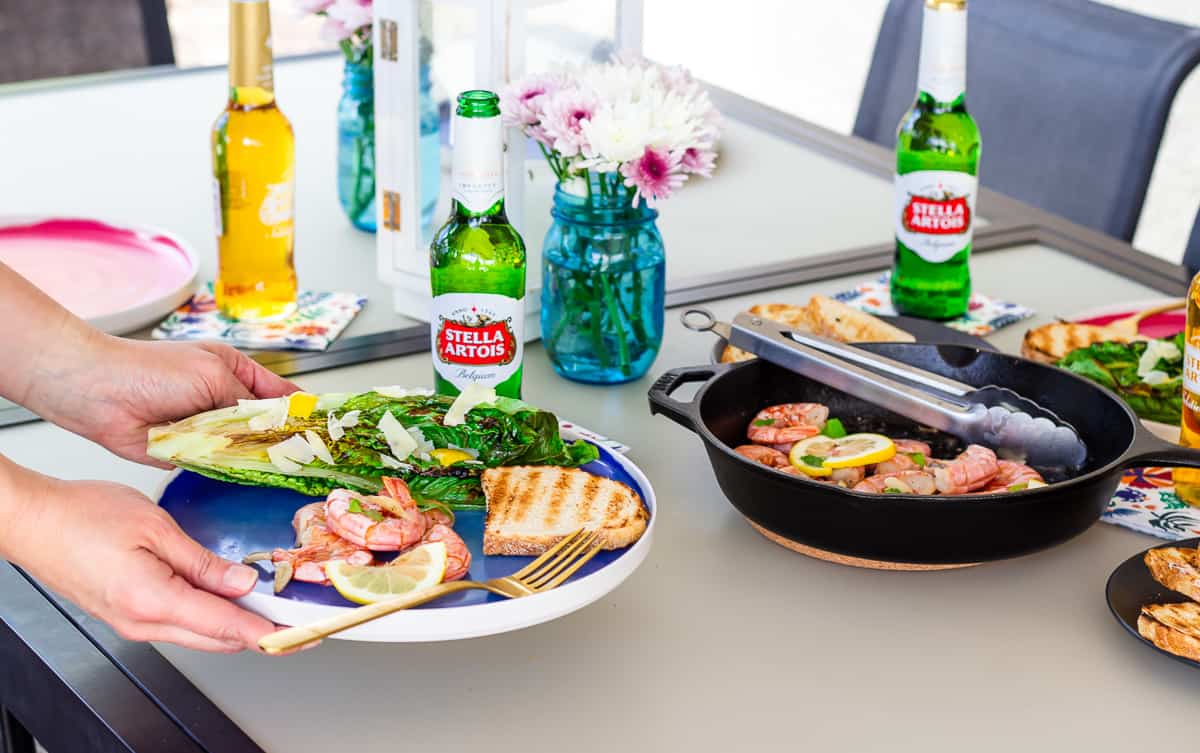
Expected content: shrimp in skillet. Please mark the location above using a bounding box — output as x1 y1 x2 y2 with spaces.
324 489 427 551
734 444 791 468
932 444 999 495
243 502 374 592
979 460 1044 493
853 470 937 495
747 403 829 446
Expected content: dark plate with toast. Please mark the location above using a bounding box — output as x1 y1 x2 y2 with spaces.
1107 537 1200 668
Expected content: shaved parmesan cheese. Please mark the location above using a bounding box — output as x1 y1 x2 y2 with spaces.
247 399 289 431
444 384 497 427
378 411 417 460
327 412 345 441
1137 339 1181 381
315 393 354 411
373 386 435 399
267 435 315 472
340 410 361 428
379 452 404 469
1142 370 1172 386
236 398 284 415
409 426 435 458
304 430 335 465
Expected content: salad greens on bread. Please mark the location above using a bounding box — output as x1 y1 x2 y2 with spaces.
147 386 598 508
1057 333 1184 425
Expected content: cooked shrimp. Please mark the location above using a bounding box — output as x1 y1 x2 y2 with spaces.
243 502 374 592
324 489 427 551
830 466 866 486
420 523 471 581
979 460 1044 493
734 444 791 468
933 444 999 495
893 439 932 457
873 453 919 476
381 475 456 529
747 403 828 445
853 470 937 495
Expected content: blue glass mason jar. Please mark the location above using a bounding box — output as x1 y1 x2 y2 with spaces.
337 60 376 232
337 60 441 235
541 174 666 384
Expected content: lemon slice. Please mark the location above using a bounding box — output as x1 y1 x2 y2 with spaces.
430 448 473 467
326 542 448 605
791 433 896 471
787 443 833 477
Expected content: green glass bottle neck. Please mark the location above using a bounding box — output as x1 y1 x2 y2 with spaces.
451 197 507 220
915 90 968 112
456 90 501 118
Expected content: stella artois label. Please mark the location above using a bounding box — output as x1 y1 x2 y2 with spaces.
431 292 524 388
1185 342 1200 415
894 170 977 263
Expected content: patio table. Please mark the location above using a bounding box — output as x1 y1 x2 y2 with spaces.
0 55 1195 753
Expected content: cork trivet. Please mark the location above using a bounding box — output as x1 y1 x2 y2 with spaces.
746 519 978 571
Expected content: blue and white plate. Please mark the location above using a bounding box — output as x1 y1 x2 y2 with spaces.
156 428 655 642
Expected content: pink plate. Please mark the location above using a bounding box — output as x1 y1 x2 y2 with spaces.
0 217 198 335
1070 298 1185 339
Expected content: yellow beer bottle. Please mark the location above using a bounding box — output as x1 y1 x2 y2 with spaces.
1174 271 1200 505
212 0 297 321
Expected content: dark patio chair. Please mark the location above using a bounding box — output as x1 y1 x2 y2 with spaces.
1183 208 1200 274
0 0 174 85
854 0 1200 242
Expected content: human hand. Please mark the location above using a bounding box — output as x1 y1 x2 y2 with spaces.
4 469 284 653
30 336 298 466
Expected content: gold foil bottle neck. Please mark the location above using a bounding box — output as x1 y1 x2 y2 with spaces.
925 0 966 9
229 0 275 92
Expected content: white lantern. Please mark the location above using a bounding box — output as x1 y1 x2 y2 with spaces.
373 0 643 335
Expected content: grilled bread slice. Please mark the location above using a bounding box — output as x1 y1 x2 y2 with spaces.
1020 321 1129 364
1138 602 1200 662
805 295 915 344
717 298 911 363
481 466 649 556
1144 546 1200 601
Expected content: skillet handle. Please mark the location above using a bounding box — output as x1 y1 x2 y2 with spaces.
1121 425 1200 469
647 365 724 431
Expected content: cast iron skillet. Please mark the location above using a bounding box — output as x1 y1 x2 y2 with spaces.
648 343 1200 565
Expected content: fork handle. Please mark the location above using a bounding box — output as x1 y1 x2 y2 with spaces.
258 580 479 654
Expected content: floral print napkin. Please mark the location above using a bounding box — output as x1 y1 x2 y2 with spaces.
1104 467 1200 540
832 273 1034 337
152 283 366 351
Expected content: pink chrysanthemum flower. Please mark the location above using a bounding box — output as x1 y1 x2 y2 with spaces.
540 87 599 157
680 145 717 178
499 73 562 129
326 0 372 31
620 146 685 205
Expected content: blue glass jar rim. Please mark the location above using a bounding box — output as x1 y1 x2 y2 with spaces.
550 182 659 226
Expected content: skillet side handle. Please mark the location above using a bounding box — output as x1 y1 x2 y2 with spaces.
1121 424 1200 469
647 366 723 431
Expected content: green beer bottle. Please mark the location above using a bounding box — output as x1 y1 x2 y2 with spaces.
430 90 527 398
891 0 981 320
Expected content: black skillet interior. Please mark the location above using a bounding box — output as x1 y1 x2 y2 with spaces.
702 343 1131 478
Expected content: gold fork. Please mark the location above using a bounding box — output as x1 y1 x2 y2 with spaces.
258 528 603 654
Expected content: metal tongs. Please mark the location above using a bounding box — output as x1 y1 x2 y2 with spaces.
684 309 1088 471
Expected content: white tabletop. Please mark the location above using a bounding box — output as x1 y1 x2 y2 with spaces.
1 241 1193 753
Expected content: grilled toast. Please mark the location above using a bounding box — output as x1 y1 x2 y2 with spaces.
1138 602 1200 662
1020 321 1128 364
481 466 649 556
718 297 912 363
1144 546 1200 601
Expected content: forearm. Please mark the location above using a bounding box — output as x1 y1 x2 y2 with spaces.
0 453 53 567
0 262 113 423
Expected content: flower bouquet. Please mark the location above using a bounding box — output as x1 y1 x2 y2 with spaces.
501 58 720 383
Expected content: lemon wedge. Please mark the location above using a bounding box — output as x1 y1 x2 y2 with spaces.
430 448 473 467
287 392 319 418
325 542 448 605
791 433 896 471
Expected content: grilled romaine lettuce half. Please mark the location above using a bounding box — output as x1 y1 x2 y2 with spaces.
147 389 599 508
1057 333 1184 425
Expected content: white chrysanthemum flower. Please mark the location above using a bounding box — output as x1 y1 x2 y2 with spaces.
578 102 657 172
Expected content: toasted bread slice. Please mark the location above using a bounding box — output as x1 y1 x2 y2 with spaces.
1144 546 1200 602
1139 603 1200 662
805 295 915 343
481 466 649 556
1021 321 1128 364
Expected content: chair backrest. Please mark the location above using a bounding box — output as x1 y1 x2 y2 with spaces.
854 0 1200 242
0 0 174 85
1183 207 1200 274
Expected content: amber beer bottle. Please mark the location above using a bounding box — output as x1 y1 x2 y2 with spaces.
891 0 981 320
212 0 298 321
429 91 526 398
1173 272 1200 505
